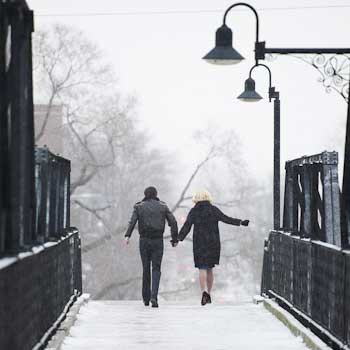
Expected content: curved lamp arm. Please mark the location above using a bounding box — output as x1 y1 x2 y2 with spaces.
249 63 272 88
223 3 260 44
249 63 279 102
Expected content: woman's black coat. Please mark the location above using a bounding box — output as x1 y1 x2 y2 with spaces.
178 201 242 268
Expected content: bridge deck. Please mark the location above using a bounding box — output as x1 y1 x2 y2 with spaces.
61 301 310 350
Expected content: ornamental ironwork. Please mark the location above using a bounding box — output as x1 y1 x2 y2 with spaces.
267 53 350 102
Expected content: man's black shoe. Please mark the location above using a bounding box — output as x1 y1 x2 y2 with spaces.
201 291 210 306
144 301 150 306
151 299 159 308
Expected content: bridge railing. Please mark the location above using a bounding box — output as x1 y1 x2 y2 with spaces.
262 151 350 348
0 229 82 350
0 2 81 349
262 231 350 346
283 151 341 246
35 147 71 241
0 147 82 350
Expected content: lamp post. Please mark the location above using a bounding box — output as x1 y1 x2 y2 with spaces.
203 2 350 247
237 64 280 230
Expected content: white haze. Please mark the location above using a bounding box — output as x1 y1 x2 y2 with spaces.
29 0 349 184
29 0 349 301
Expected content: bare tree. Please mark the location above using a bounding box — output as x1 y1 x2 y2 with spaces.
33 24 112 140
33 24 270 301
32 23 173 299
159 126 271 298
170 127 243 213
33 24 124 192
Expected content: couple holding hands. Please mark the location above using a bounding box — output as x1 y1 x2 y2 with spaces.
124 186 249 308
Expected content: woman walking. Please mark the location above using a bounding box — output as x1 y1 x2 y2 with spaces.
178 190 249 305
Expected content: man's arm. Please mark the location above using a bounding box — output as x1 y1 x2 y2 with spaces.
125 206 138 238
165 206 178 242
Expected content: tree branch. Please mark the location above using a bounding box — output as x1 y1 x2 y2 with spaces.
171 152 215 213
35 96 55 142
70 166 98 194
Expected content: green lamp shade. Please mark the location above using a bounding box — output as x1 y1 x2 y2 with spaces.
203 24 244 65
237 77 263 102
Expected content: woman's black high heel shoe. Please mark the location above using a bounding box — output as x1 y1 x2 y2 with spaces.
207 293 212 304
201 291 210 306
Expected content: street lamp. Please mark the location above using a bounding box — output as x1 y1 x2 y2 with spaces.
238 64 280 230
203 2 350 64
204 2 350 247
203 24 244 65
237 77 262 102
203 3 259 65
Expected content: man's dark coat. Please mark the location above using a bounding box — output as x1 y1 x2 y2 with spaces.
125 198 178 241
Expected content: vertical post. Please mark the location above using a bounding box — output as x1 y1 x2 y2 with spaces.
0 5 8 254
323 159 342 246
26 10 36 244
341 79 350 248
49 159 58 239
330 162 341 246
310 165 321 240
8 6 24 250
274 98 281 230
65 160 71 228
293 169 301 232
6 6 35 250
57 159 66 234
302 164 312 237
35 148 49 241
283 162 294 230
323 164 334 244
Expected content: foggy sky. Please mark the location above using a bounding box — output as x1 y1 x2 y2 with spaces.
28 0 349 188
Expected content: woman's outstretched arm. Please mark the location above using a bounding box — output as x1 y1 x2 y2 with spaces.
214 206 246 226
178 210 194 241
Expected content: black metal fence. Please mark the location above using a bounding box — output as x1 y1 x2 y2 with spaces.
35 147 71 241
262 151 350 348
0 2 82 349
283 151 341 246
0 229 82 350
261 231 350 347
0 146 81 350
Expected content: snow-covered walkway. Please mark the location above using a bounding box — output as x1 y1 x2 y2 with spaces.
61 301 312 350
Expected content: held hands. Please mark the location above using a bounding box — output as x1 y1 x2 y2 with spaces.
241 220 250 227
170 240 178 247
124 237 130 246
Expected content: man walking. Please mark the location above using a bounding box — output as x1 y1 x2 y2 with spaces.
124 186 178 308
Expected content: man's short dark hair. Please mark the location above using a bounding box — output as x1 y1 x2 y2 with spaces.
144 186 158 199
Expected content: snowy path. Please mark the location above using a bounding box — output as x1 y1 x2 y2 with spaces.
61 301 311 350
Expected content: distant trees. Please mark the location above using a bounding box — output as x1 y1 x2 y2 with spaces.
33 24 173 298
160 126 272 299
34 24 120 193
33 24 271 300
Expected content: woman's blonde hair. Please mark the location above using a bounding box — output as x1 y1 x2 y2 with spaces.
192 189 213 203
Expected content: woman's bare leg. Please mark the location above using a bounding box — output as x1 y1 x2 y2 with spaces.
207 268 214 294
199 269 207 292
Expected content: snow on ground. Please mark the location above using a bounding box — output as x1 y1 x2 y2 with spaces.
61 301 311 350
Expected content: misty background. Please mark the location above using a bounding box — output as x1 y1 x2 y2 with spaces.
29 0 349 301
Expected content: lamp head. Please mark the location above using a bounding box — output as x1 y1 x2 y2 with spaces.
237 77 263 102
203 24 244 65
